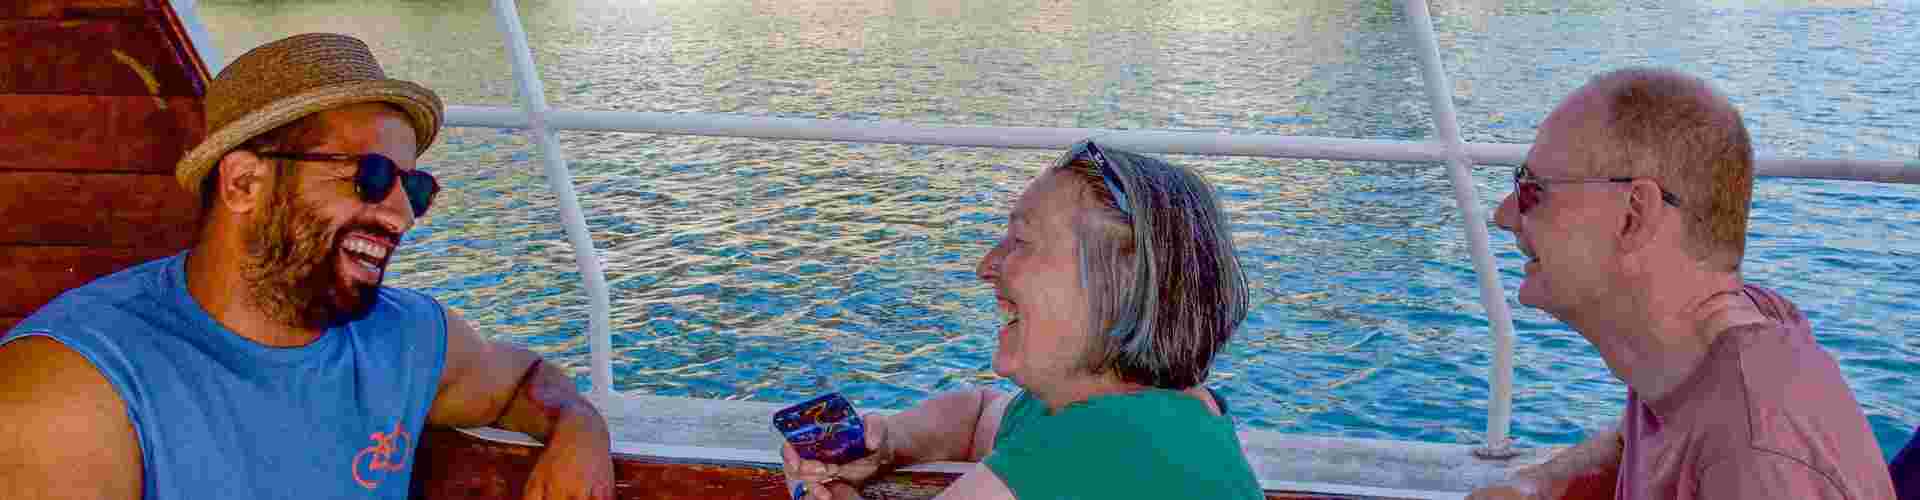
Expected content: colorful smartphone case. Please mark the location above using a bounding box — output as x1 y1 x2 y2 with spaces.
772 392 872 465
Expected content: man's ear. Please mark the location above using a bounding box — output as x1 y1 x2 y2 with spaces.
1617 179 1666 255
213 150 273 216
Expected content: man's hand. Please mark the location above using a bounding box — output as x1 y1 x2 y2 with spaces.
523 410 614 500
1466 423 1622 500
782 414 894 500
1466 477 1545 500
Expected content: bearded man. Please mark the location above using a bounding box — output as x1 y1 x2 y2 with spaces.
0 33 614 500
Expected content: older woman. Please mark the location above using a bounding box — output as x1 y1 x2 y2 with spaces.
781 139 1261 500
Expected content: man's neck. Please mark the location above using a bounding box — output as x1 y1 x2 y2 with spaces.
185 238 326 348
1574 267 1768 403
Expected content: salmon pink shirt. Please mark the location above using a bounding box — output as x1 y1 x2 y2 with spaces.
1615 285 1894 500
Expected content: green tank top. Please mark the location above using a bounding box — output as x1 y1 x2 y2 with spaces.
983 389 1264 499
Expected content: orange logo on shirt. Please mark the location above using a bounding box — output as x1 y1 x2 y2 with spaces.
352 422 412 490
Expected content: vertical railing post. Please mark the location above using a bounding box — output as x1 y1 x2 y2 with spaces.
1400 0 1520 459
489 0 616 398
168 0 225 76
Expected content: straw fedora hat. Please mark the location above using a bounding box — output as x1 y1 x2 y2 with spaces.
175 33 443 196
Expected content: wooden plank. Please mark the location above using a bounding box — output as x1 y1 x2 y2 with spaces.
0 245 179 318
0 0 146 19
0 16 204 96
412 427 947 500
410 428 1400 500
0 95 205 173
0 172 199 248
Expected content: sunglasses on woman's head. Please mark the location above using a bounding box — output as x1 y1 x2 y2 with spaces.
1512 163 1682 215
257 152 440 217
1069 141 1133 217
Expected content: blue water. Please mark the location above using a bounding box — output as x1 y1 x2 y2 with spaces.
199 0 1920 458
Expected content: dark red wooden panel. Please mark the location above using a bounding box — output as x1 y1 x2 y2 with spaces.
0 95 205 173
409 428 1402 500
0 16 204 96
0 0 147 19
0 171 199 247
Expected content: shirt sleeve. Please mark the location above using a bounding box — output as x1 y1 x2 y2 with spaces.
1697 450 1851 500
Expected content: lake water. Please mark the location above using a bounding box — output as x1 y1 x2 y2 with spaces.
197 0 1920 457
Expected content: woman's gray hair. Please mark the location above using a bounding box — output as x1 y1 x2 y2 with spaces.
1054 139 1249 390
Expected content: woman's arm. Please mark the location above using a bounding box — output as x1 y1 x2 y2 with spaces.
883 387 1015 464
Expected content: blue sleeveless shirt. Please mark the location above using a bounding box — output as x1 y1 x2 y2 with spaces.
1 252 448 499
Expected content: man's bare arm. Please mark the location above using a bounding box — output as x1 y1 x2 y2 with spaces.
1513 423 1623 497
0 337 142 500
882 387 1014 465
425 306 605 441
426 307 613 499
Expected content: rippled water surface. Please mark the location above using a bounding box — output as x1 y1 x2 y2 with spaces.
199 0 1920 456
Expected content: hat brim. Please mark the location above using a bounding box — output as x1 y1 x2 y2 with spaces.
175 78 444 196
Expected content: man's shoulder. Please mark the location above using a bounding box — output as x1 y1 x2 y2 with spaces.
1723 321 1858 415
1707 321 1892 498
368 286 443 315
9 255 180 338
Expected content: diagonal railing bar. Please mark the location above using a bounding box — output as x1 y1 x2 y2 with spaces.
1399 0 1519 459
488 0 616 398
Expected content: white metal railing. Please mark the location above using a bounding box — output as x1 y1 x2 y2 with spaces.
1401 0 1517 458
171 0 1920 461
489 0 615 398
442 106 1920 181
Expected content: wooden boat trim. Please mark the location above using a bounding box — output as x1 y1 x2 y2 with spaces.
418 427 1455 500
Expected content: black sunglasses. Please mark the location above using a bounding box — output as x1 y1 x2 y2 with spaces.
1512 163 1681 215
1068 141 1132 217
258 152 440 217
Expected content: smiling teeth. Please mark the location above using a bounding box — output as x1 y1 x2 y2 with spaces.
345 239 388 260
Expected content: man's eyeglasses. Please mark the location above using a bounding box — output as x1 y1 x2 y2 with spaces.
1068 141 1132 217
1513 163 1682 215
258 152 440 217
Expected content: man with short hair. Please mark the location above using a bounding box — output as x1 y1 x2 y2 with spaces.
1466 68 1895 499
0 33 613 499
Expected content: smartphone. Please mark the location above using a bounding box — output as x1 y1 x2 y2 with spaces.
772 392 872 465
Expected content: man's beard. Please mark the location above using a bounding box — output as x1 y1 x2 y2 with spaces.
241 187 382 329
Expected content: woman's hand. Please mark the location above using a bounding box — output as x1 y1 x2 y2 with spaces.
781 414 894 500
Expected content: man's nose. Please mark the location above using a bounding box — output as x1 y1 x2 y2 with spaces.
1493 193 1519 233
976 242 1005 282
367 181 414 233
